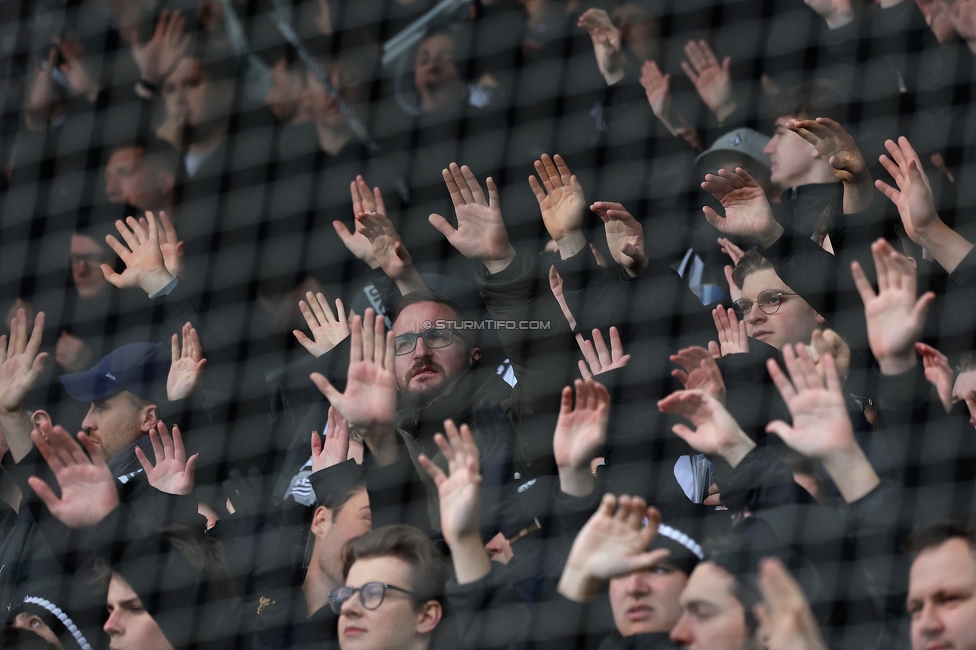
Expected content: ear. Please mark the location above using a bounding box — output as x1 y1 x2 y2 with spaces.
815 313 826 325
311 505 332 537
30 409 52 431
140 404 158 433
415 600 442 635
469 346 482 365
159 171 175 197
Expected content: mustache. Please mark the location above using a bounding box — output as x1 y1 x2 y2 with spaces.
409 358 444 378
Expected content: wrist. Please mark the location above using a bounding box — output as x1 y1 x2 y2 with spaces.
558 465 596 497
756 222 785 249
824 10 855 29
720 435 756 469
140 267 176 295
555 232 587 260
877 352 917 376
558 564 603 603
602 67 626 87
822 444 880 503
623 257 649 278
483 245 517 275
360 423 399 466
713 98 738 125
448 535 493 585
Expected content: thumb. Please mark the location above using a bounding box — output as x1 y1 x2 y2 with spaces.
428 213 457 240
310 372 341 403
28 476 61 513
184 454 198 483
702 206 725 231
765 420 793 442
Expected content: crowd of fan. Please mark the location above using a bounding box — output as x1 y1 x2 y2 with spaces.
4 0 976 648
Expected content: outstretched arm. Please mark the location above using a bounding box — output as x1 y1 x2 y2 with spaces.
577 9 626 86
0 309 49 463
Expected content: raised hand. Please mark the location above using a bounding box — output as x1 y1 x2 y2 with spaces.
130 9 191 86
25 49 59 130
788 118 872 213
549 265 579 332
590 201 648 277
851 239 935 375
657 389 755 468
167 322 206 401
681 40 736 122
553 379 610 497
418 420 492 584
558 494 665 602
102 212 175 295
0 309 48 415
578 327 631 379
310 309 398 465
578 9 625 85
671 346 726 405
54 35 99 103
701 168 783 247
717 237 746 265
916 341 954 413
804 0 855 29
28 423 118 529
712 306 749 356
755 557 828 650
311 406 353 473
134 421 198 495
429 164 516 274
355 210 429 294
294 292 350 358
766 344 879 502
640 60 671 120
809 329 851 384
140 211 184 278
530 154 587 260
876 138 940 244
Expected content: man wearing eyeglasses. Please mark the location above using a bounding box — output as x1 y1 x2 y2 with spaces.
331 525 447 650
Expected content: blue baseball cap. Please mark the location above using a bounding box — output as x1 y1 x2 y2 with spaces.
60 343 171 403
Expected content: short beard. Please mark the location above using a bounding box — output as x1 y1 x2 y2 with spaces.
401 380 446 410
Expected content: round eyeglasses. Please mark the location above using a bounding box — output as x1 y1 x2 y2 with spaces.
394 328 455 356
734 290 798 316
329 582 417 614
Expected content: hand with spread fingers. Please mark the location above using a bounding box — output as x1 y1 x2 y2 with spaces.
640 60 672 123
671 346 727 405
102 212 175 295
28 423 118 529
429 164 516 274
139 211 184 278
54 35 100 103
578 327 631 379
0 309 49 463
167 322 207 401
334 177 383 270
355 206 429 294
311 406 355 473
809 328 851 384
658 389 755 469
712 305 749 356
851 239 935 376
294 292 350 358
578 8 626 85
130 9 191 86
681 40 736 122
916 341 954 413
590 201 648 277
553 379 610 497
134 421 198 496
766 343 879 503
310 309 398 465
558 494 665 602
787 118 872 213
419 419 492 584
531 154 587 260
701 168 783 247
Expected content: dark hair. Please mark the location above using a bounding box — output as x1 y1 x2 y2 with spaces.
162 526 238 600
904 521 976 558
702 536 765 634
956 351 976 375
341 525 448 606
324 481 367 523
0 627 60 650
769 81 846 125
108 137 180 176
393 291 482 350
731 250 775 290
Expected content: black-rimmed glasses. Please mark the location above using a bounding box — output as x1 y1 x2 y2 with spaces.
394 328 455 356
329 582 417 614
734 290 798 316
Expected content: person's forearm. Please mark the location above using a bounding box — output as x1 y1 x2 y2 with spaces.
556 232 587 261
558 466 596 498
713 98 738 125
448 534 493 585
360 424 399 466
822 445 881 503
0 410 35 463
558 564 603 603
720 436 756 470
393 266 429 296
140 267 176 296
755 222 785 249
483 246 518 275
843 177 874 215
877 349 917 376
919 221 975 275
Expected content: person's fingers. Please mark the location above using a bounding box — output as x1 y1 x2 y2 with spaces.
578 359 593 380
418 453 446 486
554 154 573 186
308 291 329 325
183 454 198 484
310 373 342 403
850 259 876 305
574 377 589 412
708 340 722 358
486 177 501 207
765 419 795 445
559 385 574 417
702 205 726 231
27 476 62 513
528 174 547 205
311 429 322 457
680 60 698 84
335 298 348 328
25 311 45 359
596 492 617 519
460 165 487 204
580 337 600 371
766 358 797 403
428 213 458 242
293 330 315 352
592 329 612 366
171 424 186 465
32 428 65 473
541 153 562 188
608 326 625 362
360 308 376 362
449 163 475 204
373 312 386 366
442 167 465 207
913 291 937 324
350 180 364 216
135 445 154 475
106 231 133 259
734 167 761 188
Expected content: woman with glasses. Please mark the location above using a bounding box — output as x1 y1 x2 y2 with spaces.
332 525 447 650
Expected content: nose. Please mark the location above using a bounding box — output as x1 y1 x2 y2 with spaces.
744 301 766 325
412 337 430 359
669 612 693 644
81 406 96 432
340 593 363 618
916 601 944 637
624 571 652 596
103 611 123 637
763 137 775 156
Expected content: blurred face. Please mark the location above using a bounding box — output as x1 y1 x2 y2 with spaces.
414 33 462 112
908 538 976 650
609 561 688 636
71 233 111 299
162 58 206 126
739 268 823 350
339 556 440 650
82 391 152 460
104 574 174 650
312 490 372 590
105 147 147 205
612 3 657 59
951 0 976 41
393 302 480 408
670 563 752 650
762 116 821 190
916 0 958 43
306 64 346 124
953 369 976 429
13 612 60 646
266 58 307 124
